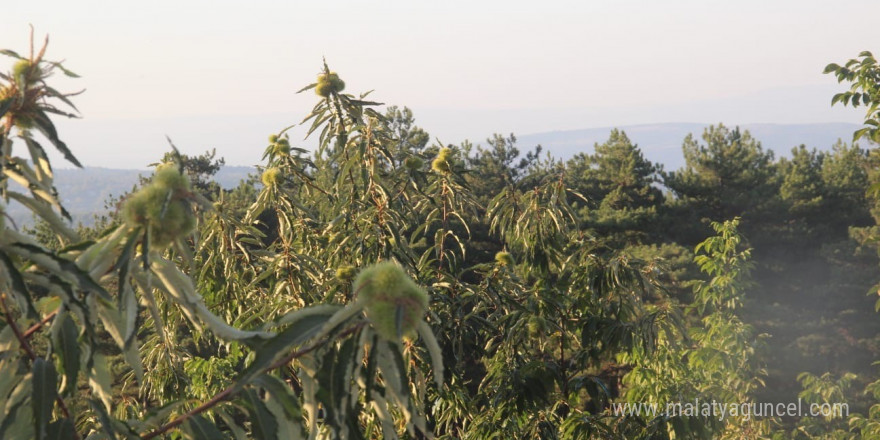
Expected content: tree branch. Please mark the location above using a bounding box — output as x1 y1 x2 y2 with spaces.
141 322 366 439
22 308 58 339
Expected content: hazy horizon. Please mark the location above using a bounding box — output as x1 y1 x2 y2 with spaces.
5 0 880 168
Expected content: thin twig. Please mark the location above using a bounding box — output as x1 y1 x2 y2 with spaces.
140 386 235 440
0 293 77 439
141 321 366 439
22 308 58 339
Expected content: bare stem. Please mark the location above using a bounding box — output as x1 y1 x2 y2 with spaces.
22 308 58 339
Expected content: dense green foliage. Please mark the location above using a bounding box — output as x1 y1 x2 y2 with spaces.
1 35 880 439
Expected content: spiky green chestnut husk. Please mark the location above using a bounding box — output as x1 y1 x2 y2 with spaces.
404 156 423 171
354 262 428 341
330 77 345 92
153 163 190 190
315 81 333 98
436 147 452 162
261 167 281 186
315 71 345 97
123 166 195 249
527 316 546 338
336 265 357 281
12 59 34 81
495 251 514 266
273 138 290 156
431 148 452 174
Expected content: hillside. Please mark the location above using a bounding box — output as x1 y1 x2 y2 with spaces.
5 122 867 226
5 166 254 226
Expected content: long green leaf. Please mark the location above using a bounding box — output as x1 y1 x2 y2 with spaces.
215 408 248 440
255 375 306 440
235 310 337 388
44 418 75 440
253 374 303 421
87 354 113 414
116 229 140 308
0 98 12 120
31 111 82 168
88 398 117 440
53 313 80 396
182 414 225 440
9 241 111 301
243 388 278 440
0 370 33 438
32 358 58 440
0 252 39 319
46 62 80 79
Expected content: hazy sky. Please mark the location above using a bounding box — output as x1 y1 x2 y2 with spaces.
4 0 879 168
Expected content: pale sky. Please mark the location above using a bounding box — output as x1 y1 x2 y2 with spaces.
4 0 879 168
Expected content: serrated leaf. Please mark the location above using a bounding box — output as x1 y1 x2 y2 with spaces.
387 342 408 396
347 99 384 107
182 414 225 440
369 392 398 440
53 313 80 396
44 418 75 440
257 375 306 440
0 370 33 438
296 82 318 94
23 137 55 185
236 309 337 388
417 321 444 388
89 398 117 440
215 409 248 440
253 374 304 421
116 229 139 306
243 388 278 440
32 358 58 440
150 256 270 343
43 86 81 112
0 252 40 320
47 62 80 78
362 334 379 403
0 359 21 408
331 336 356 424
30 111 82 168
8 240 111 301
88 354 113 414
0 49 23 59
0 98 12 120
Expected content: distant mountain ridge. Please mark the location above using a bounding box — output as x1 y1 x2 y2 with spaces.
517 122 867 170
5 122 868 226
6 166 254 227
